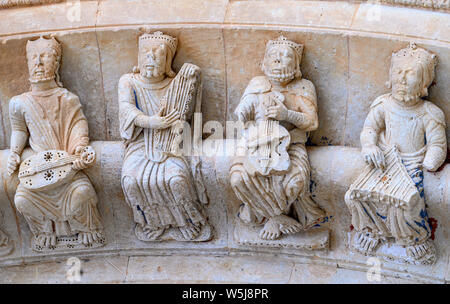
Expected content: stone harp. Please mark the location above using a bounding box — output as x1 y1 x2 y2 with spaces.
348 146 420 207
18 146 95 191
149 63 200 161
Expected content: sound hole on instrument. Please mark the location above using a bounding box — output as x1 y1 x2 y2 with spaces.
43 152 54 162
43 170 54 181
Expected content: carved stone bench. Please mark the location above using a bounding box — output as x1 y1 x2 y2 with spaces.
0 141 447 282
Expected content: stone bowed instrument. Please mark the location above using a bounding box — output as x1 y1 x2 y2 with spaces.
243 91 291 176
18 146 95 191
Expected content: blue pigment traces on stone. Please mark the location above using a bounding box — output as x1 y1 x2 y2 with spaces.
363 206 376 225
133 89 140 110
376 212 386 220
136 205 147 224
406 221 420 235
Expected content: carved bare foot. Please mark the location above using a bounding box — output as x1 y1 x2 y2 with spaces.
406 242 434 260
238 203 255 224
259 218 281 240
143 226 165 240
35 233 57 248
78 231 104 246
353 231 379 254
274 214 303 235
178 223 202 240
0 230 8 246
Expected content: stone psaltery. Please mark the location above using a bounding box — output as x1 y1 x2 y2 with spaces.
348 146 420 208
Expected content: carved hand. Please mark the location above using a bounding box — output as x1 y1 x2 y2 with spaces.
265 97 288 121
185 63 200 77
422 159 438 172
148 108 179 130
362 145 386 170
7 151 21 176
72 146 96 170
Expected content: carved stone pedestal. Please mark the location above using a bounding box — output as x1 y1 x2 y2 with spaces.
135 224 213 243
32 234 106 253
234 220 329 250
347 231 437 265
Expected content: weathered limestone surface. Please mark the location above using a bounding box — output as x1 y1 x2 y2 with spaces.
0 0 448 283
0 142 448 283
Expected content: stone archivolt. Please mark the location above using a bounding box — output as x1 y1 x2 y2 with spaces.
0 0 62 9
0 1 448 284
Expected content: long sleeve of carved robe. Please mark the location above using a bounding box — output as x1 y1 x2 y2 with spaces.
286 82 319 132
360 99 386 148
235 94 255 122
422 105 447 171
118 74 144 144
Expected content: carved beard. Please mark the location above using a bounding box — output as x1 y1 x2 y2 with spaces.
139 64 165 79
264 66 296 83
392 86 422 105
29 67 56 84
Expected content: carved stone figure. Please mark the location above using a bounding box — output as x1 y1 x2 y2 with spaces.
345 43 447 264
119 31 212 242
7 37 104 251
230 36 327 241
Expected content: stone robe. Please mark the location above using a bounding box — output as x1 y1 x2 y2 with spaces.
10 87 102 236
230 76 326 228
346 94 447 246
118 73 207 231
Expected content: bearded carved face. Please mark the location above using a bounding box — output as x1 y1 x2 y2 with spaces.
262 44 297 83
26 46 58 83
390 58 424 104
138 43 167 79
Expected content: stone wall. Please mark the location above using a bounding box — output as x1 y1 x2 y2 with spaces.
0 0 448 283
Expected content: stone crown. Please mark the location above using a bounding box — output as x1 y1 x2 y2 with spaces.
267 36 303 58
392 42 437 68
139 31 178 54
26 36 61 56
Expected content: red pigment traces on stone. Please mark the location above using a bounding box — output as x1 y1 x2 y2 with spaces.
429 217 438 240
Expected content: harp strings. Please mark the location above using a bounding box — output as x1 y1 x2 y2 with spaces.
154 66 196 154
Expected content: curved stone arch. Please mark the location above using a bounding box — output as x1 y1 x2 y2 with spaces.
0 0 448 283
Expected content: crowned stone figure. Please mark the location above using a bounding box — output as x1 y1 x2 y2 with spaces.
230 36 327 241
118 31 212 242
7 37 104 251
345 43 447 264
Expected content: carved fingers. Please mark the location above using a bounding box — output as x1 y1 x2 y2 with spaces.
77 231 102 246
74 145 85 155
35 233 56 248
7 151 21 176
265 98 288 121
72 158 86 171
362 145 385 170
73 146 96 170
148 109 180 129
163 109 180 125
